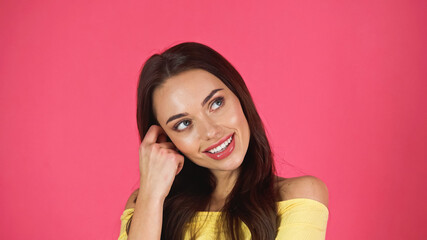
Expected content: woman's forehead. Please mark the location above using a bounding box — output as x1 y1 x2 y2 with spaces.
153 69 228 118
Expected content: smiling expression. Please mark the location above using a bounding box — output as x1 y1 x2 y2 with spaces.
152 69 250 176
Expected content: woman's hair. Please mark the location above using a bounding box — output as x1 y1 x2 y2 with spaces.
127 42 280 240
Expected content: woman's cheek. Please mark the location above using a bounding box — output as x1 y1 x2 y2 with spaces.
175 135 198 155
227 113 240 126
228 101 247 125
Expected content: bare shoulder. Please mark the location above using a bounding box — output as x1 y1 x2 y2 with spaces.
276 176 329 207
124 188 139 210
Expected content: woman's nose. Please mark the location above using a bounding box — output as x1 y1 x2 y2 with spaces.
200 118 222 140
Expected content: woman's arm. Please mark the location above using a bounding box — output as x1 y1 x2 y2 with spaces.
127 189 164 240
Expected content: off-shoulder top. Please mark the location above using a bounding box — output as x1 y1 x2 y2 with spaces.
118 198 329 240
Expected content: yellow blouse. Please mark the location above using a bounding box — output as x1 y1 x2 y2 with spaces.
118 198 329 240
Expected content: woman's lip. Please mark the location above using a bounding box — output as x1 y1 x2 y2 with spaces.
203 135 235 160
203 133 234 152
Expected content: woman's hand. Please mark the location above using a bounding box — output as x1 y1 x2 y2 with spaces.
128 125 183 240
138 125 184 201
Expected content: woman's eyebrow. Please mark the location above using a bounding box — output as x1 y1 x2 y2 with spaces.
201 88 223 106
165 88 224 125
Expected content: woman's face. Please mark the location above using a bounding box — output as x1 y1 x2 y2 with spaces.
152 69 250 177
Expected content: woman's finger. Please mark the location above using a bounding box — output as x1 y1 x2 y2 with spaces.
176 159 184 175
156 142 176 150
157 133 168 143
142 125 166 145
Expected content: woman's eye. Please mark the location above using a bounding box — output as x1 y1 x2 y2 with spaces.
173 97 223 131
211 97 224 111
175 120 191 131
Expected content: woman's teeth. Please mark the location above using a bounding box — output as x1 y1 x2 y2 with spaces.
208 135 233 154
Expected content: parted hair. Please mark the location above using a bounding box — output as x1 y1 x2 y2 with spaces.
128 42 280 239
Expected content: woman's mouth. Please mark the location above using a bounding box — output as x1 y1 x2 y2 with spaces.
203 133 235 160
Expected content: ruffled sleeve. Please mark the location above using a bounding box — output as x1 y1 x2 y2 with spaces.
118 208 134 240
276 198 329 240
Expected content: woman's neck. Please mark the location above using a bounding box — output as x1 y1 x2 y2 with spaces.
209 169 239 211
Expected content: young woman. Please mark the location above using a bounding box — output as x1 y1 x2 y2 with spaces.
118 42 329 240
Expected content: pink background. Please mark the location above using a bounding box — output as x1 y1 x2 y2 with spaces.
1 0 426 239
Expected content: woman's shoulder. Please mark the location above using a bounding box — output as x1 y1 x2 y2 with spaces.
276 175 329 207
124 188 139 210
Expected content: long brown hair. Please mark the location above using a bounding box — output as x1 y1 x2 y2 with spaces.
127 42 280 239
